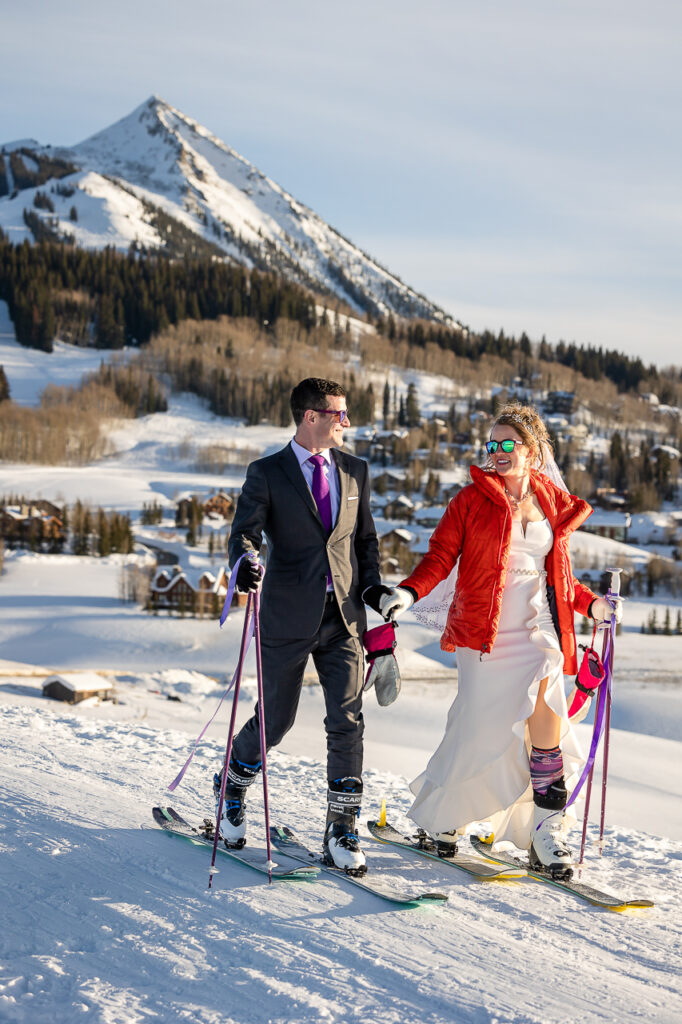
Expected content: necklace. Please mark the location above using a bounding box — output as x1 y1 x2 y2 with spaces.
504 481 534 511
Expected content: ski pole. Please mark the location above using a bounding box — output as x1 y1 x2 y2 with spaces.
598 682 612 857
598 567 622 856
578 760 594 866
209 590 254 890
253 587 273 884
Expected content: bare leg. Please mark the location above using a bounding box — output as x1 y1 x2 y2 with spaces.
527 677 561 749
527 678 572 873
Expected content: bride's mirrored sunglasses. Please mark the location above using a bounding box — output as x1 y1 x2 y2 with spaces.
486 439 525 454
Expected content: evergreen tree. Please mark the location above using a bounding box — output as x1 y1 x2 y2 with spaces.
0 365 10 402
609 432 627 489
97 509 111 557
405 383 420 427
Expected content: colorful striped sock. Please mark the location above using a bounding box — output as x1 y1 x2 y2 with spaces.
529 744 564 796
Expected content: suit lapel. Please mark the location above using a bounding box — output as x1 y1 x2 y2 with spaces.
279 443 324 527
330 449 349 536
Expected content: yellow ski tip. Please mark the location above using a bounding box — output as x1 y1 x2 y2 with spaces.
379 798 387 827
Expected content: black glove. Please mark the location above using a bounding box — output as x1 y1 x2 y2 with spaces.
235 558 261 593
363 585 393 614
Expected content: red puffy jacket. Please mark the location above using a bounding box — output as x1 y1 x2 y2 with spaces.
401 466 597 674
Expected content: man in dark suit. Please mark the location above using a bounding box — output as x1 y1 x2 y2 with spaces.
216 377 387 873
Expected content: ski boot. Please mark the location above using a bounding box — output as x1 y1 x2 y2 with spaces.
413 827 460 857
322 776 367 876
528 778 573 880
213 757 261 849
432 829 459 858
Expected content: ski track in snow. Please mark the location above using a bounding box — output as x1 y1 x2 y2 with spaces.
1 703 681 1024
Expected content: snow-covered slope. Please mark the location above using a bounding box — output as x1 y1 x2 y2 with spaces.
1 695 681 1024
0 96 455 323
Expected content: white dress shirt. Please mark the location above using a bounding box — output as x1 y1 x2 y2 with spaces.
290 438 341 527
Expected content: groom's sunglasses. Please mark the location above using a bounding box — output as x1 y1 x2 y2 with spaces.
313 408 349 425
486 439 524 454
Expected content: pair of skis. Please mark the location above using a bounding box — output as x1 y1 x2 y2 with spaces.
153 807 447 906
366 820 652 911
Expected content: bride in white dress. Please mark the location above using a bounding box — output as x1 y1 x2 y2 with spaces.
380 405 618 873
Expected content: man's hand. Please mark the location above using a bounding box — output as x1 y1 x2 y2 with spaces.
379 586 414 621
362 585 393 614
234 557 262 593
590 596 623 624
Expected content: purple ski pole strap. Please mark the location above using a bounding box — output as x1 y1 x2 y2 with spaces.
564 625 613 814
220 553 246 627
167 580 256 792
167 669 241 792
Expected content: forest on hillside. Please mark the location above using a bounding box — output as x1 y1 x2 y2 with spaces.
1 235 681 404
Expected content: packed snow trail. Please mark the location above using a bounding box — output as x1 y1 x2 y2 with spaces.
1 702 681 1024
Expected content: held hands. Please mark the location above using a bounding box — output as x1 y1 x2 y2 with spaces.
590 596 623 624
362 585 393 614
379 586 414 622
234 556 262 593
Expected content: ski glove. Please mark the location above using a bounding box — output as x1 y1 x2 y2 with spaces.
567 633 605 723
362 584 393 614
379 586 415 622
234 557 262 593
590 596 623 624
362 622 401 706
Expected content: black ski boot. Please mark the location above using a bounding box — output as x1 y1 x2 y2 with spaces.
213 757 261 849
322 776 367 876
528 778 573 880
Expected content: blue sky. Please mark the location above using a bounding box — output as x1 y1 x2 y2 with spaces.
2 0 680 365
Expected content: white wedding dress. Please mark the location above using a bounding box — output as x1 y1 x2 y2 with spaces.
408 518 583 850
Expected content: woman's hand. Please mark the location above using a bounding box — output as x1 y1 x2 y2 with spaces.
379 587 415 621
590 596 623 624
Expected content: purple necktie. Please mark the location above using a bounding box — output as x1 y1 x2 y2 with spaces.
308 454 333 532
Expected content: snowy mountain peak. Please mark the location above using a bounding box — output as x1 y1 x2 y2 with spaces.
0 98 457 324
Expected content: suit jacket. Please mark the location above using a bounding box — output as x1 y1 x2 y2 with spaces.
228 443 381 640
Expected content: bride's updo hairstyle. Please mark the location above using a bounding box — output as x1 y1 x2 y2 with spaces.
488 403 553 471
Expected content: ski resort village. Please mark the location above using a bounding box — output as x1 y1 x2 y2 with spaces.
1 94 681 1024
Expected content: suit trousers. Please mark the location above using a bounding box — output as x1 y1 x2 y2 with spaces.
232 593 365 781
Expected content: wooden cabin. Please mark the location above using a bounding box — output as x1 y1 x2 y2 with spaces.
42 672 112 704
